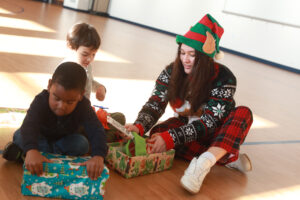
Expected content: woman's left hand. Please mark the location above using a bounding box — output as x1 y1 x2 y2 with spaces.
147 133 166 154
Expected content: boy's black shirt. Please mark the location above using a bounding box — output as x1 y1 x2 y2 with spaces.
20 90 107 157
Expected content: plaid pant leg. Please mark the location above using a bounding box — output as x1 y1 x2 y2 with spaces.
211 106 253 164
175 141 210 161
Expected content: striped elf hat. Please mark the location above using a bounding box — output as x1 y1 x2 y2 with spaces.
176 14 224 59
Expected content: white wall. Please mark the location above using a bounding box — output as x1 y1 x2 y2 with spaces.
108 0 300 71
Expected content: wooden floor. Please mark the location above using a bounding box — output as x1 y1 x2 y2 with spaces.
0 0 300 199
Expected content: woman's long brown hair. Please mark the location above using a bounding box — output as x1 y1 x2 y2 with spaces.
167 44 215 114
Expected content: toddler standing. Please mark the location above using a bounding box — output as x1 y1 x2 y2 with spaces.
64 22 126 142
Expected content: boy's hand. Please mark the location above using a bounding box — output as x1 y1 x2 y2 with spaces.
78 156 104 180
96 85 106 101
25 149 52 176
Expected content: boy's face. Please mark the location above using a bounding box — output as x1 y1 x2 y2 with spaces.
48 80 83 116
75 46 98 67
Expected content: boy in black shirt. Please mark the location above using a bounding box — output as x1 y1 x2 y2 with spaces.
3 62 107 180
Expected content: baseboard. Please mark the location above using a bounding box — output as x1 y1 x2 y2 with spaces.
219 47 300 74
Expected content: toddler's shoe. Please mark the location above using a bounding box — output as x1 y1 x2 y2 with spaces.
2 142 24 162
180 157 212 194
226 153 252 173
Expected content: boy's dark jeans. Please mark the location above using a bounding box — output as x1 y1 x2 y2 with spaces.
13 129 89 156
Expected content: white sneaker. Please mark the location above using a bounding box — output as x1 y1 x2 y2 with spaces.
226 153 252 173
180 157 212 194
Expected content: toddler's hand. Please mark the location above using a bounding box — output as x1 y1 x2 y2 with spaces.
96 85 106 101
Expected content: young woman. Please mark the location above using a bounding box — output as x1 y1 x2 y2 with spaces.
126 14 253 194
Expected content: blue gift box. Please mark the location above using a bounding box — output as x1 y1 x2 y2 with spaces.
21 152 109 200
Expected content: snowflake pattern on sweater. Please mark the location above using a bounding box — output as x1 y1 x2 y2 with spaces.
134 63 236 147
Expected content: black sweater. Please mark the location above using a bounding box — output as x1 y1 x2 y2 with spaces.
20 90 107 157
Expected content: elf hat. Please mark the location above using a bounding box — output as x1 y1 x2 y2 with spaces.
176 14 224 59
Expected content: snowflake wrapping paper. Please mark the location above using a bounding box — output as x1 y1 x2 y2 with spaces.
105 142 175 178
21 152 109 200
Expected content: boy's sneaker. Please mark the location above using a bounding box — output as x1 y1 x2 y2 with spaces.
2 142 24 162
180 157 212 194
226 153 252 173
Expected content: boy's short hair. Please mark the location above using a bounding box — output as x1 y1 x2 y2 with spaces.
67 22 101 50
52 62 87 92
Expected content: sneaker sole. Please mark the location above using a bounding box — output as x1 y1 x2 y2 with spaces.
180 176 200 194
240 153 252 172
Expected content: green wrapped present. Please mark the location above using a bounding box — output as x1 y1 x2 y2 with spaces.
105 142 175 178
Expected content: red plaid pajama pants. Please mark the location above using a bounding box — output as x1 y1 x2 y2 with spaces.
150 106 253 165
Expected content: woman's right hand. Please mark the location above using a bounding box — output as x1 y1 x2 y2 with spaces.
125 124 139 134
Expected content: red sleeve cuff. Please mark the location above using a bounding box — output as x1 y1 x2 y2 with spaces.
159 131 174 150
134 124 144 136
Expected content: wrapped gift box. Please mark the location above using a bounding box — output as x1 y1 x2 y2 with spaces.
21 152 109 200
105 142 175 178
